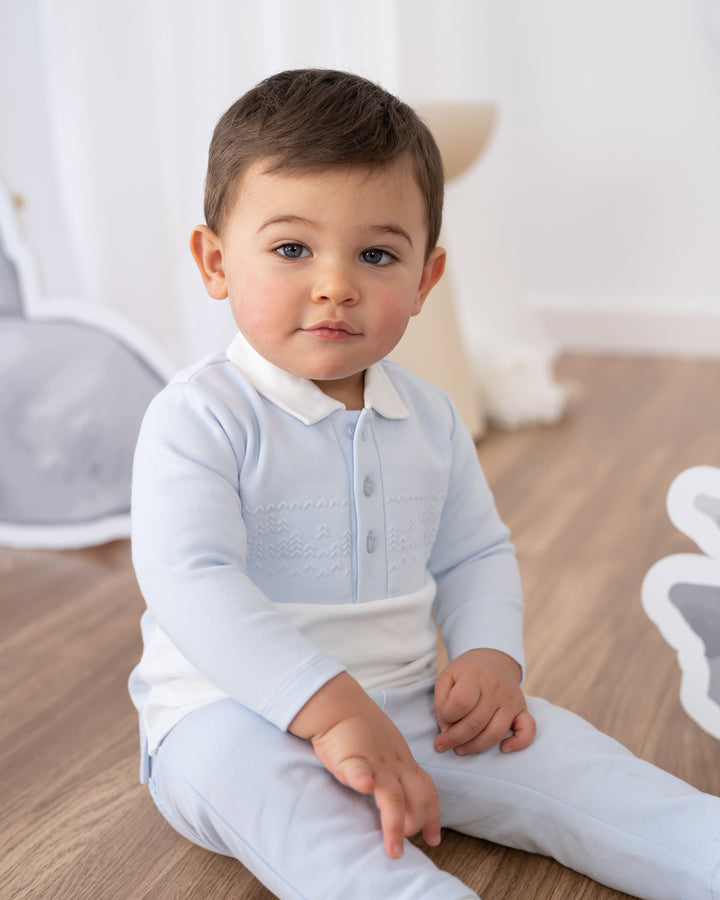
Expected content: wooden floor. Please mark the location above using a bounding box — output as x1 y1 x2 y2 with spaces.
2 354 720 899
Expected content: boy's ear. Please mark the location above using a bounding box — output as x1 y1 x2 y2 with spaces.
412 247 446 316
190 225 228 300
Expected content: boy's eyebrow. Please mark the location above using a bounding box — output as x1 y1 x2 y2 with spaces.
258 216 413 247
258 214 313 233
375 224 414 246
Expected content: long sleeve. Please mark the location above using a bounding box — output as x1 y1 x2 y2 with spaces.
428 399 526 677
131 380 345 731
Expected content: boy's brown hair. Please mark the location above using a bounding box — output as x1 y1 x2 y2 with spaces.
204 69 444 258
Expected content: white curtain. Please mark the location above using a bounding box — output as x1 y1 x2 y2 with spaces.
37 0 395 365
35 0 561 419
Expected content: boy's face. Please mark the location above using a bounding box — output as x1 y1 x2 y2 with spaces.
191 156 445 408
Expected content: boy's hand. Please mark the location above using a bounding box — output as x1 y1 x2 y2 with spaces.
433 649 536 755
289 673 442 860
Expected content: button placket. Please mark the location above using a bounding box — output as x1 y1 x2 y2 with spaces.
352 411 386 602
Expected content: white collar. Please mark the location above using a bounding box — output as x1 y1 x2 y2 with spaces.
225 332 409 426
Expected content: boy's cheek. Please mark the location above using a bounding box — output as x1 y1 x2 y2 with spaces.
227 278 284 326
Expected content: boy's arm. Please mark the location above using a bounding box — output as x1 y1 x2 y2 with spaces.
132 382 344 731
429 400 535 753
289 671 441 859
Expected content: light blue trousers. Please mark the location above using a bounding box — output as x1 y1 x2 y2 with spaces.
147 681 720 900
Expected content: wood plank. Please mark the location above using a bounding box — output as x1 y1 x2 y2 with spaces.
2 354 719 899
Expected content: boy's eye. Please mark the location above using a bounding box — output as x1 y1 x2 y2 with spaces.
276 243 310 259
360 248 395 266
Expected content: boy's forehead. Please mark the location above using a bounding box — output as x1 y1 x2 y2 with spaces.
231 155 425 219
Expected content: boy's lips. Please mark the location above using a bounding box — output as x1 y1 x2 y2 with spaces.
303 320 360 339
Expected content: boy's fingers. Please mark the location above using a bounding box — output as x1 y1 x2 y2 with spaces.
415 780 442 848
401 769 442 835
434 696 496 752
374 769 441 859
435 702 535 755
434 675 478 730
422 820 443 848
500 709 537 753
447 708 507 755
432 669 454 724
374 775 408 859
333 756 375 795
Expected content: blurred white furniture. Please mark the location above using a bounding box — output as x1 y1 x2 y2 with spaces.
389 102 496 440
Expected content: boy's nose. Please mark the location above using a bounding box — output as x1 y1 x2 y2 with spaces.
311 263 360 306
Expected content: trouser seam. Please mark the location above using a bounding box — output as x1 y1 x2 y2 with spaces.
421 760 716 874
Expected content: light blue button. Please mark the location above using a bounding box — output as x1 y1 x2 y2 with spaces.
345 424 355 438
366 531 376 553
363 476 375 497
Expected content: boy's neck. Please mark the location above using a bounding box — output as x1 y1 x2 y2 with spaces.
312 371 366 411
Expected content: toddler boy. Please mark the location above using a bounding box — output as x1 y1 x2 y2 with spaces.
129 69 720 899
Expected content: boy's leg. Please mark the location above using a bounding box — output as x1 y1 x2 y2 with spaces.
387 684 720 900
147 698 477 900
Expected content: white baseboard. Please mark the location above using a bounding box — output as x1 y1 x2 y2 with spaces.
534 303 720 358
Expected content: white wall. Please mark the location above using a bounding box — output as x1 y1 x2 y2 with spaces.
399 0 720 356
3 0 720 357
